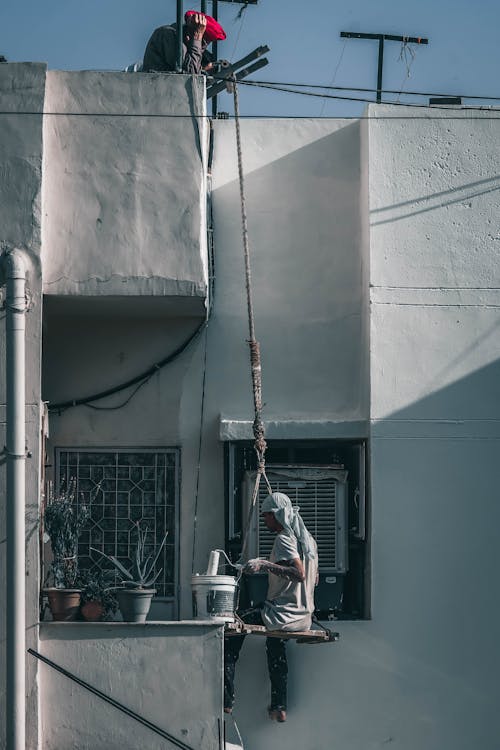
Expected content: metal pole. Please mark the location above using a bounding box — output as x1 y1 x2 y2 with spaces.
201 0 207 13
3 249 27 750
340 31 428 104
376 36 384 103
211 0 219 117
176 0 184 72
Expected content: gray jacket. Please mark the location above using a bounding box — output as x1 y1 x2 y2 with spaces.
143 25 209 74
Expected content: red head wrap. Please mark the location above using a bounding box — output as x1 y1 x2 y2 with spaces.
185 11 226 42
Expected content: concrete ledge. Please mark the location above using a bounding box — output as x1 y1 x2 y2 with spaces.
38 620 223 750
220 417 369 441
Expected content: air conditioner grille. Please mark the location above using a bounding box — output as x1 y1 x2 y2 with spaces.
257 477 338 569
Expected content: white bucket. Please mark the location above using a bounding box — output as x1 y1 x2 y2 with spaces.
191 574 238 622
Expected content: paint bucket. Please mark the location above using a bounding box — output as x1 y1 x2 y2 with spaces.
191 574 238 622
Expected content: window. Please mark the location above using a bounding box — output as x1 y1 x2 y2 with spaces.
56 448 179 600
242 467 348 572
225 440 369 619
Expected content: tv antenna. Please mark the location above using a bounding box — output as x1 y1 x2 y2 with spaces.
340 32 429 103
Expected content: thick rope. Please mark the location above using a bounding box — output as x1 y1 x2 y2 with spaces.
232 79 273 559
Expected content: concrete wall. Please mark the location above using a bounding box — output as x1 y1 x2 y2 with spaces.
210 118 368 427
0 63 45 750
223 108 500 750
38 622 223 750
366 105 500 750
6 62 500 749
42 71 208 306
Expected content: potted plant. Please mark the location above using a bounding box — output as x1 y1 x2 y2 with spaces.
79 569 118 622
91 522 168 623
42 478 91 621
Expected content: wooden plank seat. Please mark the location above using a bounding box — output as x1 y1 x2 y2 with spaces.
224 620 339 643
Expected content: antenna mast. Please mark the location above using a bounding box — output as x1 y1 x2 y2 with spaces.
340 32 429 103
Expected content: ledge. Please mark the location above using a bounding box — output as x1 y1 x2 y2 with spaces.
219 417 369 441
40 620 223 627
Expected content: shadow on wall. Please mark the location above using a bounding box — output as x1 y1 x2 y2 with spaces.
370 174 500 226
378 354 500 423
210 122 369 422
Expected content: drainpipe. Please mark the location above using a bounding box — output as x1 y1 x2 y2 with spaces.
2 249 27 750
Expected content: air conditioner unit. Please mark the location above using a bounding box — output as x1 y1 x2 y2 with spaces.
242 466 348 574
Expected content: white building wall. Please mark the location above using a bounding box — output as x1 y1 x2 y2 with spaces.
4 64 499 749
209 118 368 428
42 71 208 302
39 622 223 750
368 106 500 749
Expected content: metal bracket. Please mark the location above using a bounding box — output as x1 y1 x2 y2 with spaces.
206 45 270 100
1 446 32 459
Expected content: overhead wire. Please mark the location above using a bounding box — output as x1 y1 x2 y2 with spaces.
231 79 500 101
319 36 347 116
3 80 500 120
233 79 500 113
229 1 249 62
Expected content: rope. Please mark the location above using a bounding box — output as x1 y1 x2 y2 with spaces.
232 79 273 559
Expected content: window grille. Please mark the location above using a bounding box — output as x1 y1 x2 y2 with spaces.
56 448 179 598
243 467 348 573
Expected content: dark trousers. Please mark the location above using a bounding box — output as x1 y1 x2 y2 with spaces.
224 608 288 711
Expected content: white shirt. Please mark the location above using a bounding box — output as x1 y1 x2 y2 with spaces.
261 532 318 632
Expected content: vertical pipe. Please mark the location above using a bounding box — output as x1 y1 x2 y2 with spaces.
376 36 384 103
211 0 219 117
176 0 184 72
4 249 27 750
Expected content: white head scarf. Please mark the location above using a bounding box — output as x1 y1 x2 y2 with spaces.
261 491 316 560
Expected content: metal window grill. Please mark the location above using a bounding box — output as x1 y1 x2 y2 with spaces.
244 468 347 573
56 449 179 598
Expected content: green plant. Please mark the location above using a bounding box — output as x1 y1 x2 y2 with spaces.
43 479 91 588
79 569 118 620
91 521 168 589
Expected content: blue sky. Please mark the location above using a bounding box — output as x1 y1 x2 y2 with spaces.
1 0 499 116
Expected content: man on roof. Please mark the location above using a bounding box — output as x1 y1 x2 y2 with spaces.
224 492 318 723
143 11 226 74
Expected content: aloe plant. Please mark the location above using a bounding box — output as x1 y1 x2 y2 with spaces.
91 522 168 589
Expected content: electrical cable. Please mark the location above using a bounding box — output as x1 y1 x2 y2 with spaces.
82 376 151 411
396 38 418 102
3 81 500 120
319 36 347 116
229 79 500 101
191 323 209 575
234 79 500 112
229 1 248 62
48 317 206 413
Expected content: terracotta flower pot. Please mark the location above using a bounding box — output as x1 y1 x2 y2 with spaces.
44 588 82 621
81 600 105 622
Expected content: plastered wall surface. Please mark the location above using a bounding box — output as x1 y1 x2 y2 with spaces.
39 622 224 750
42 71 208 302
367 106 500 749
209 118 368 424
0 63 45 750
8 67 500 749
204 111 500 750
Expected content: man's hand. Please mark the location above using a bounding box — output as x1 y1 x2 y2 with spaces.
244 558 264 574
244 557 305 582
186 12 207 41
